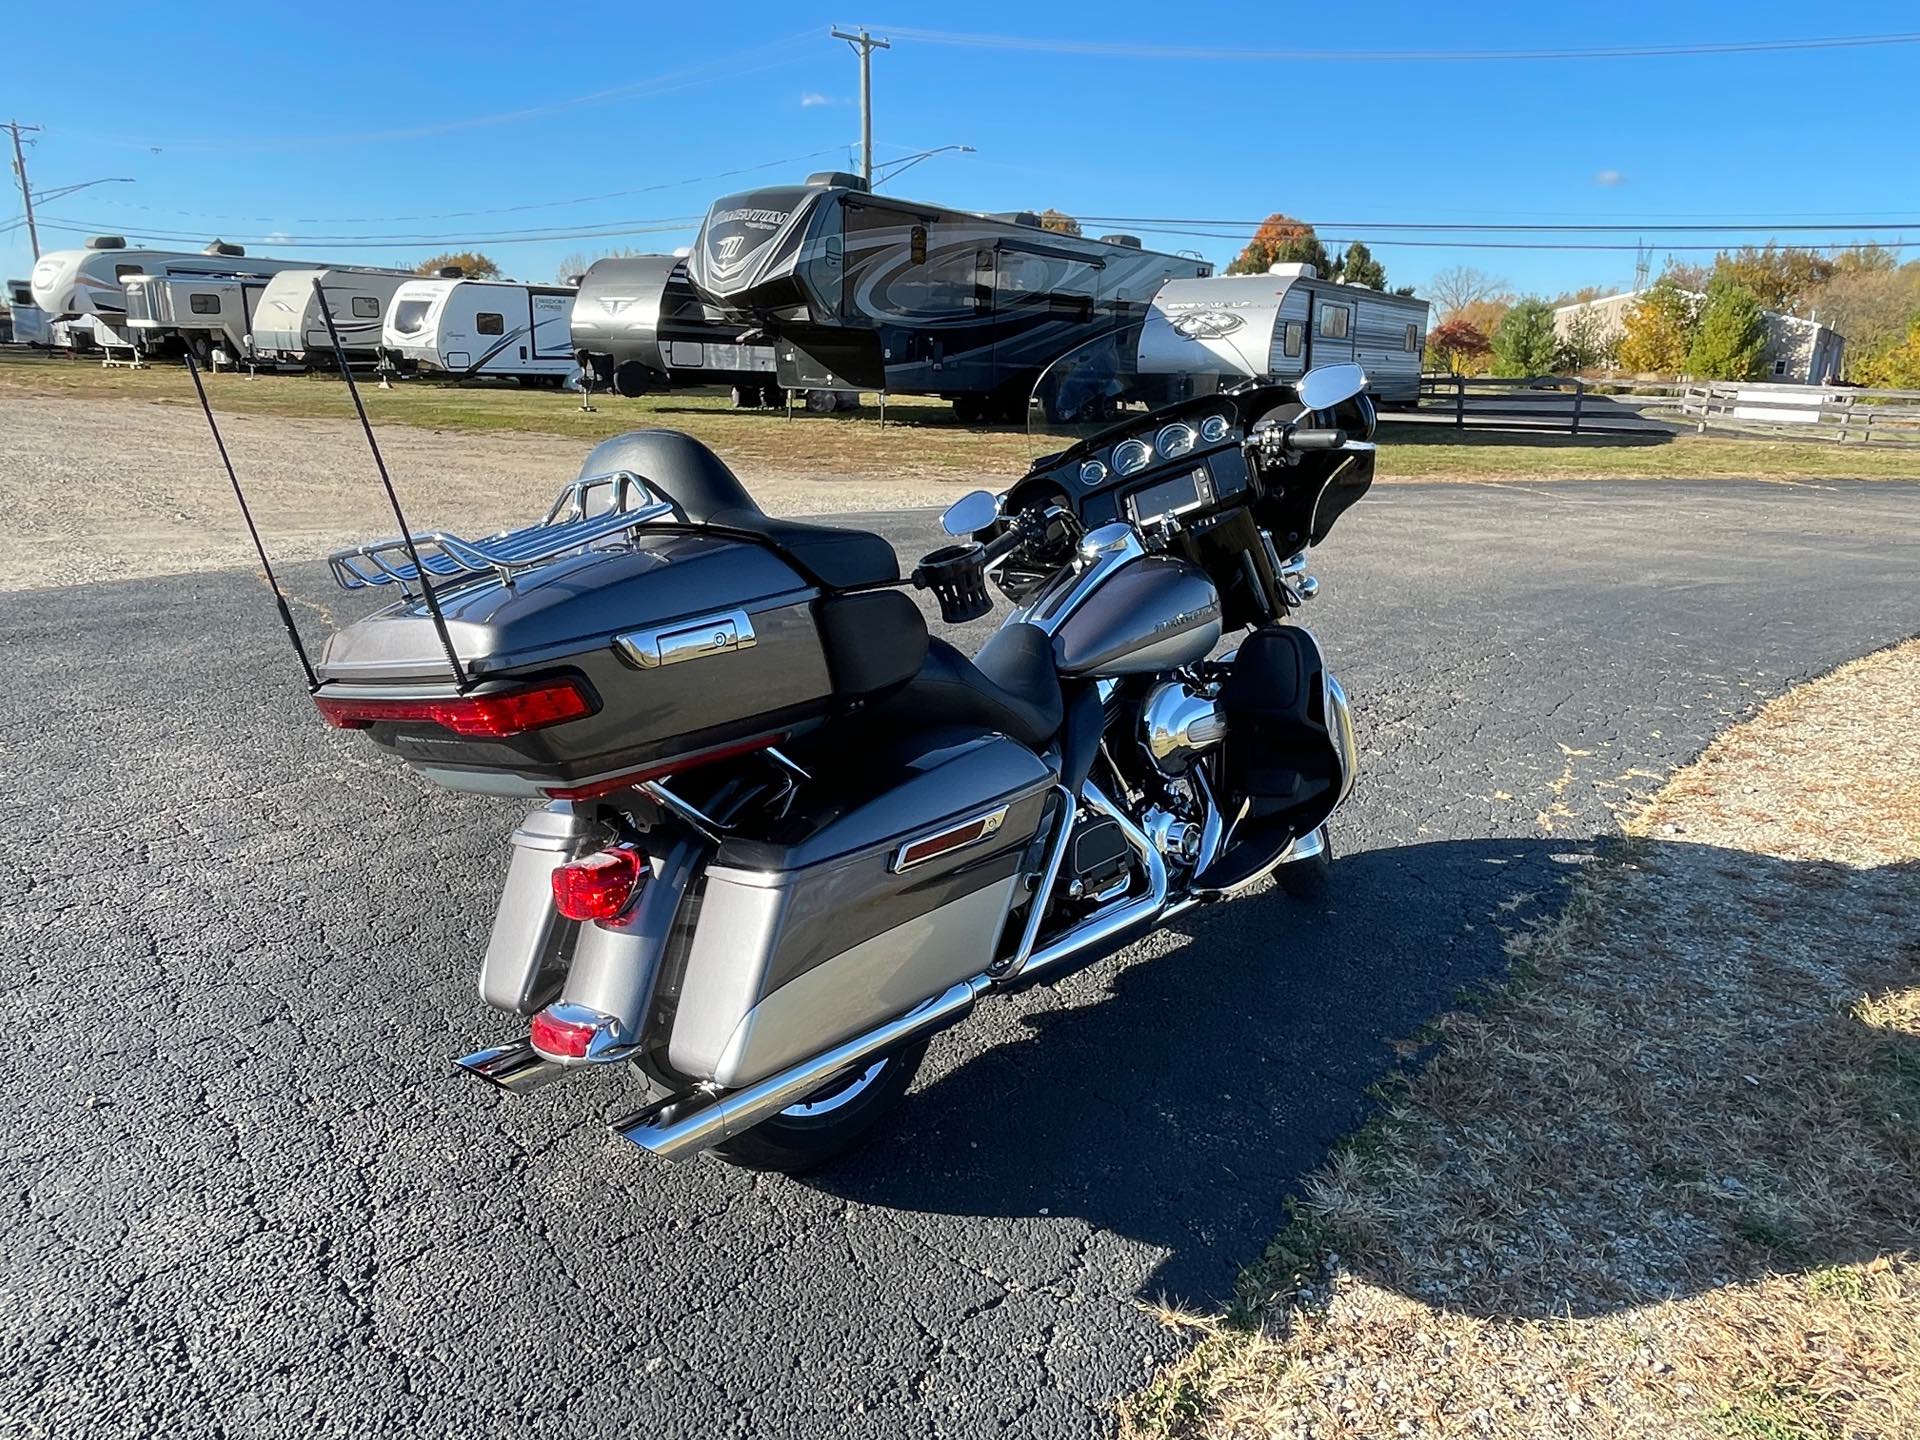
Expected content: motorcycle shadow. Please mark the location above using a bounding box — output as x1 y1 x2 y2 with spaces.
808 835 1599 1305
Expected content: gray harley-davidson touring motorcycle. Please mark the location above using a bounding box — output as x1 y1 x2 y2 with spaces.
274 324 1375 1172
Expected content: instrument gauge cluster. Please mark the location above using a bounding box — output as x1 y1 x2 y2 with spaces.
1198 411 1234 445
1110 437 1153 477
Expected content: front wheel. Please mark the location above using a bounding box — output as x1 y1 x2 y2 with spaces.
713 1038 928 1173
1274 825 1332 899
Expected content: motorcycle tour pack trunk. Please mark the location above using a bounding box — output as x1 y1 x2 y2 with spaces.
311 533 922 796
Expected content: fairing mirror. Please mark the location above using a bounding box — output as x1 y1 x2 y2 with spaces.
941 490 1000 538
1296 362 1368 413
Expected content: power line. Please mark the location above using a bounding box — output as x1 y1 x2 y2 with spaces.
82 148 846 226
32 215 705 250
876 25 1920 63
1077 215 1920 235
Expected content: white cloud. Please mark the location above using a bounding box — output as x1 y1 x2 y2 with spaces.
800 91 835 107
264 230 293 244
1593 169 1626 187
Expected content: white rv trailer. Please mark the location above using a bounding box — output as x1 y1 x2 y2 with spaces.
381 277 577 383
251 267 417 367
4 279 51 346
30 237 309 331
121 271 273 363
1139 264 1429 404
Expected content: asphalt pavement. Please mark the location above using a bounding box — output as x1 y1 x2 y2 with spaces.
2 478 1916 1438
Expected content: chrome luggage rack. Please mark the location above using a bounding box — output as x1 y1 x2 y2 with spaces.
326 469 674 591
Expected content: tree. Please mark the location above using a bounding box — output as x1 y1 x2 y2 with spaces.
1804 258 1920 372
1490 298 1558 377
1333 240 1387 290
1036 208 1082 237
1427 265 1509 317
1616 278 1698 374
1452 296 1511 340
554 246 650 283
1551 284 1611 308
1716 244 1832 312
1227 213 1331 277
1686 274 1767 380
1426 317 1491 375
1555 305 1618 372
414 251 502 280
1852 315 1920 389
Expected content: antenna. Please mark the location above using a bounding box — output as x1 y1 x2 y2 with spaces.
309 276 468 690
182 350 319 692
1633 237 1651 291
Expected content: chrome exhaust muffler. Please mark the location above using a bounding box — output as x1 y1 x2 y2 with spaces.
612 975 990 1161
453 1038 572 1095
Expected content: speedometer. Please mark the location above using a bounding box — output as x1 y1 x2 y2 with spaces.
1156 422 1197 459
1198 412 1232 444
1111 437 1152 476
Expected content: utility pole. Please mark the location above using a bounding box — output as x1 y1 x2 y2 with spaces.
6 119 41 260
830 27 890 186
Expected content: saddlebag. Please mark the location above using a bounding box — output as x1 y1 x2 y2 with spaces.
312 533 926 796
665 732 1056 1088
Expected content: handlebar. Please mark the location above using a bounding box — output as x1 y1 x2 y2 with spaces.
1284 426 1347 452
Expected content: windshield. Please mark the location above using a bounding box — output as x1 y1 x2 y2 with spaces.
1027 319 1240 462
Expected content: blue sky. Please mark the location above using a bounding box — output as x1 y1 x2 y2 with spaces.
7 2 1919 300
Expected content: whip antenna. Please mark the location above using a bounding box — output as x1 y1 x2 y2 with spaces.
310 275 467 690
183 350 320 692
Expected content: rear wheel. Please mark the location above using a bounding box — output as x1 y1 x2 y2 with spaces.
713 1039 928 1173
611 361 650 398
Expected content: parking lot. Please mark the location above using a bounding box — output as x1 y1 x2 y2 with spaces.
2 392 1915 1438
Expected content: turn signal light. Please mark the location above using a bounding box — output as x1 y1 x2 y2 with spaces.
550 846 645 921
314 679 594 737
530 1007 598 1060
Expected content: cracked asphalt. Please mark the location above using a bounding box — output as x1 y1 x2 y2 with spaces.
2 478 1916 1438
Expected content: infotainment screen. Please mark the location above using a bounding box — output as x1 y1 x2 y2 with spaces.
1127 467 1215 526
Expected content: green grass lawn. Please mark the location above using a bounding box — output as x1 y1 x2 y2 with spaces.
5 349 1916 482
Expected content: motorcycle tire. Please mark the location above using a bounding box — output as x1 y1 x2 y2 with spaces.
713 1038 930 1174
1275 825 1332 899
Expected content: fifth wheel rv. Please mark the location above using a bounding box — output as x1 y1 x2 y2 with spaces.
29 238 309 357
382 277 577 384
1139 265 1430 405
686 171 1211 418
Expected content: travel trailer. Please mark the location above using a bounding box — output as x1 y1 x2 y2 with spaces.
251 267 416 368
381 277 577 383
1138 266 1430 404
4 280 50 346
29 237 308 333
571 254 778 404
122 271 271 364
685 171 1211 418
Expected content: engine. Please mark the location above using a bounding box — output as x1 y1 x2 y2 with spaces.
1140 679 1227 776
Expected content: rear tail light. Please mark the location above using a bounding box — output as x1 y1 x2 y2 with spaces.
314 678 594 737
550 846 646 921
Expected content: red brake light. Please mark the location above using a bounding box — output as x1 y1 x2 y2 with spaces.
314 679 593 737
551 846 645 921
529 1007 597 1059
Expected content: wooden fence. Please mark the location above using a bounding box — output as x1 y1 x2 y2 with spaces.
1414 374 1676 436
1679 381 1920 444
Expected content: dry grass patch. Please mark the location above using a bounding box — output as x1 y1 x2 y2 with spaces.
1126 642 1920 1439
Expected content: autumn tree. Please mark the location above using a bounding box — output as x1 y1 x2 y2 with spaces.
1715 244 1833 312
1333 240 1387 290
1686 274 1768 380
1616 278 1698 374
1804 253 1920 371
1426 317 1491 375
1490 298 1558 377
1853 315 1920 388
1227 213 1331 277
415 251 502 280
1427 265 1509 317
554 246 651 284
1037 208 1083 237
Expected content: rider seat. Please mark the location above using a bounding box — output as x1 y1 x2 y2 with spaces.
888 625 1064 750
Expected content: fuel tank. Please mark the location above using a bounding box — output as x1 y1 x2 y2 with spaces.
1051 555 1222 678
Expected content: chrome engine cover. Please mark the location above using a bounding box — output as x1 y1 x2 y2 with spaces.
1140 680 1227 775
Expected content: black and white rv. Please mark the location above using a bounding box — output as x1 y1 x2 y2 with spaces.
381 277 577 384
685 171 1211 419
570 254 780 405
1139 265 1430 405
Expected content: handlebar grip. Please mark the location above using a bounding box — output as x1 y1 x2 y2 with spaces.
981 526 1023 564
1286 427 1347 452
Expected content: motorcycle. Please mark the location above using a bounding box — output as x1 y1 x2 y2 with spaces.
300 325 1377 1172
